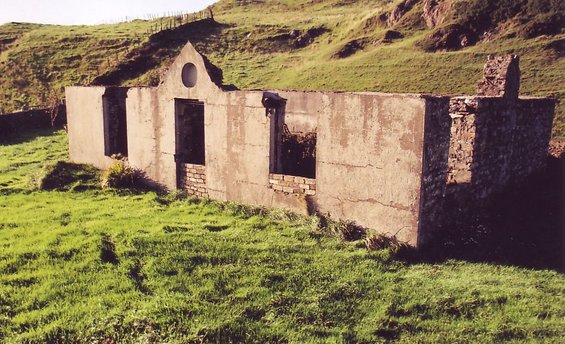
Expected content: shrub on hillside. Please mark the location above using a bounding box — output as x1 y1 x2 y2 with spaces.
100 160 142 189
526 0 564 16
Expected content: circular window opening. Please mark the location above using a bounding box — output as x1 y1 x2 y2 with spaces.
181 63 197 88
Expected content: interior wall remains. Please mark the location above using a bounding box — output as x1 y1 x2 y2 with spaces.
66 86 116 169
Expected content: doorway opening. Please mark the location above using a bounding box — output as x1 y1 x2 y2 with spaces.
175 99 205 165
102 88 128 157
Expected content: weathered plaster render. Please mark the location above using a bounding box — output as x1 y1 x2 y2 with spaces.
65 45 555 247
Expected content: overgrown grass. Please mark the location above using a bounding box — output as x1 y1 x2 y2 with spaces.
0 1 564 338
0 0 563 137
0 128 564 342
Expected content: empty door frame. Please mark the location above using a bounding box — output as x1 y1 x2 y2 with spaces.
174 99 205 165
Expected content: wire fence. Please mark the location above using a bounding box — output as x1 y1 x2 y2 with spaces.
145 8 213 35
100 7 213 27
87 7 213 84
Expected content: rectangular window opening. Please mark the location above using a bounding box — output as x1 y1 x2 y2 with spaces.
175 99 205 165
269 105 317 179
102 88 128 157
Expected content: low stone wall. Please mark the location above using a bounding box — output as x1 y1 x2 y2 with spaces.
179 163 208 197
269 173 316 196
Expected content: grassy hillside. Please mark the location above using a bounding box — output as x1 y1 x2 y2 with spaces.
1 128 564 342
0 0 563 137
1 2 563 341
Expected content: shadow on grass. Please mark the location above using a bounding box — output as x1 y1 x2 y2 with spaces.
0 126 63 146
307 156 565 272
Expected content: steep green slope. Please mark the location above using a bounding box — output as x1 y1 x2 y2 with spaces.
0 0 563 137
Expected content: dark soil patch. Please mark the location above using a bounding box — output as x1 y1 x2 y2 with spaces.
333 39 364 59
382 30 404 43
265 26 329 49
417 23 475 51
0 37 16 45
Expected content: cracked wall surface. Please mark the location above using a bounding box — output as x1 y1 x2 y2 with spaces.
66 45 555 248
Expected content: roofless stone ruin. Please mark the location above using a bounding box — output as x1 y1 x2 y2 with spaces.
65 42 555 247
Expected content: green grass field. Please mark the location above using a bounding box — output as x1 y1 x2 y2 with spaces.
0 1 564 341
1 130 564 342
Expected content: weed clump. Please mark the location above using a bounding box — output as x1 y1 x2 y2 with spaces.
313 213 367 241
329 219 366 241
215 201 268 219
37 161 99 191
100 160 142 189
365 234 404 251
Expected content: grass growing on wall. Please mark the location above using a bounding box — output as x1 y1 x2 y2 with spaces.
0 130 564 341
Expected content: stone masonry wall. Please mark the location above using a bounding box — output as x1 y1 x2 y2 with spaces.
179 163 208 197
446 97 479 187
477 55 520 100
0 107 66 138
446 96 554 199
445 54 554 200
268 173 316 196
416 55 555 247
417 96 451 246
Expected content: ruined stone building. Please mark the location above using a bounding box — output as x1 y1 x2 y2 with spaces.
65 43 555 247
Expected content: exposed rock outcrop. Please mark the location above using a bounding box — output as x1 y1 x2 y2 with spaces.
422 0 452 28
387 0 418 27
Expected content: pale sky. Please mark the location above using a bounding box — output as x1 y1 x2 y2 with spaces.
0 0 219 25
